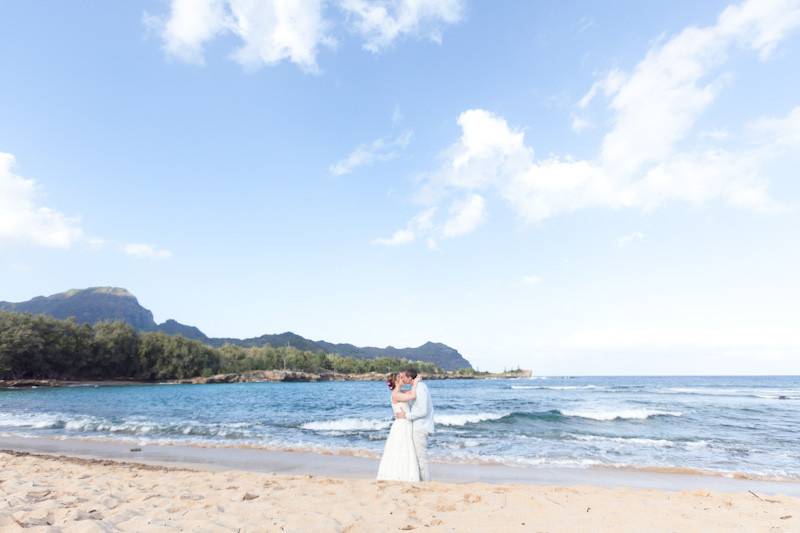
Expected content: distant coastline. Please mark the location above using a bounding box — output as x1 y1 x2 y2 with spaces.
0 369 532 389
0 287 473 370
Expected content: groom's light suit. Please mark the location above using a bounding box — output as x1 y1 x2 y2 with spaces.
408 381 434 481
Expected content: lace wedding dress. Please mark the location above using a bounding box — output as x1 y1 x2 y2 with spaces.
376 401 420 482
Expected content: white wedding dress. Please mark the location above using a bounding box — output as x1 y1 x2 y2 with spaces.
376 401 420 482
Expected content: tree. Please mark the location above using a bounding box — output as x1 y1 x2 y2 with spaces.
92 321 140 378
0 311 444 381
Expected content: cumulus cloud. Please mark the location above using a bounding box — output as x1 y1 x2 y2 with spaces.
145 0 228 65
0 153 83 248
147 0 464 70
380 0 800 246
122 243 173 259
147 0 334 72
0 152 174 258
329 130 413 176
597 0 800 176
340 0 464 52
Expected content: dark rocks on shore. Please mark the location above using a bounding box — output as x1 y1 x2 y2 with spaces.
170 369 533 385
0 379 60 388
1 370 533 388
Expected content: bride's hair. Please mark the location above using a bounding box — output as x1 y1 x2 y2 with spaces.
386 372 397 390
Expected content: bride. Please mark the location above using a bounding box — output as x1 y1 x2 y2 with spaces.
376 372 421 482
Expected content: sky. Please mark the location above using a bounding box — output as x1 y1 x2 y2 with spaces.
1 0 799 374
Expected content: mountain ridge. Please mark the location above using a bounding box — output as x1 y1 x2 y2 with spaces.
0 287 473 370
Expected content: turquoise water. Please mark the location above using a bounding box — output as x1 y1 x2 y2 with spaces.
1 376 798 479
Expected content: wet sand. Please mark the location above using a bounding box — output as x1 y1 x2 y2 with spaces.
2 435 799 496
1 437 800 532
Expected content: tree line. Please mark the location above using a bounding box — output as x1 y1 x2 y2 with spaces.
0 311 442 381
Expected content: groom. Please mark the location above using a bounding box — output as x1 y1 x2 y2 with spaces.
395 367 434 481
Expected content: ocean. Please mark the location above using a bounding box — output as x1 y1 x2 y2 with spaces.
1 376 798 480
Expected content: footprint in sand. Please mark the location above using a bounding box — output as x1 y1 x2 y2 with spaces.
463 494 482 504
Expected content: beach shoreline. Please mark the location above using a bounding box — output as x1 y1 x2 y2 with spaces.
0 369 532 389
2 434 799 497
1 446 798 532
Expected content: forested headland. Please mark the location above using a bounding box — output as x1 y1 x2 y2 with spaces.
0 311 442 381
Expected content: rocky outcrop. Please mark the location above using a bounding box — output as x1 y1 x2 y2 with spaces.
171 370 388 384
1 369 532 388
0 379 60 388
171 369 533 384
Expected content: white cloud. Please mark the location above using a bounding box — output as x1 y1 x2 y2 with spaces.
596 0 800 177
122 243 173 259
340 0 464 52
329 130 412 176
522 274 543 286
148 0 465 70
372 228 415 245
442 193 485 237
148 0 334 72
384 0 800 245
570 114 591 133
747 105 800 149
577 68 626 109
0 153 83 248
699 128 730 141
146 0 228 65
617 231 645 247
0 153 177 259
228 0 334 72
373 206 435 245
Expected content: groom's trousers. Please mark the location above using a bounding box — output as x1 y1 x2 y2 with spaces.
412 429 430 481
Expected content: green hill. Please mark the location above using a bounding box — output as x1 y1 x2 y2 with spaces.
0 288 473 370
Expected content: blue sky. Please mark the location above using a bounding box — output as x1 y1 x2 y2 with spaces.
1 0 799 374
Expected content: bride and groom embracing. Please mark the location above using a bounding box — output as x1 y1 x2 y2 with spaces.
376 368 435 482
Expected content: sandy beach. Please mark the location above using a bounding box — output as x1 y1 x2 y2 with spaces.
1 449 798 533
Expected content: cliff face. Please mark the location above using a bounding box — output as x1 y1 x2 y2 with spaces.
0 288 157 331
0 288 473 370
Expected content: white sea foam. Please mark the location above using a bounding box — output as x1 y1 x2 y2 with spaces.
560 408 682 421
301 418 391 432
305 413 511 431
660 387 799 400
0 412 62 429
571 434 675 447
447 454 604 469
54 416 258 439
511 385 599 390
663 387 749 396
754 391 800 400
63 417 103 432
434 412 510 426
